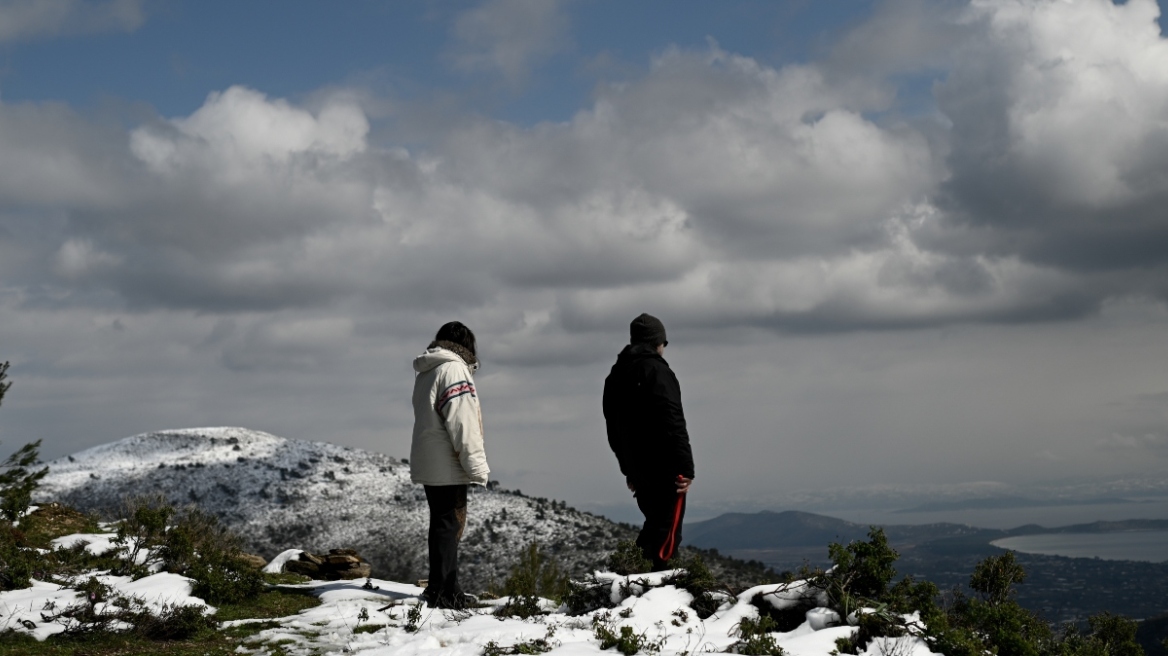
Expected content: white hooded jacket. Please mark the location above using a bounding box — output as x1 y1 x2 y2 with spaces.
410 342 490 486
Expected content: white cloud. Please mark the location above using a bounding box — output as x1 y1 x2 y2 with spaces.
447 0 571 86
974 0 1168 205
0 0 144 43
130 86 369 180
935 0 1168 274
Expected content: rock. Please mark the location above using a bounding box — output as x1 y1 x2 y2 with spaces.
235 553 268 570
283 549 372 580
285 559 320 577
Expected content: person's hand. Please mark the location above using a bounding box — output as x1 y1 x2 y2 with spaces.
676 476 693 495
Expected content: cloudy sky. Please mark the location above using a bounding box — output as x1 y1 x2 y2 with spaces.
3 0 1168 522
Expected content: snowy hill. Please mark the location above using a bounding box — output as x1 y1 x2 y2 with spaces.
35 427 635 590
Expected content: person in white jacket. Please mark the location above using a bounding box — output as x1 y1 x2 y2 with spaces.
410 321 489 609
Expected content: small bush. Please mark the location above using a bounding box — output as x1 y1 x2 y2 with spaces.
112 495 174 576
835 634 859 655
404 600 424 633
515 542 569 601
496 593 544 619
732 615 786 655
0 441 49 524
667 552 723 619
592 612 662 655
496 542 568 617
188 557 265 605
825 527 898 615
126 601 217 640
483 625 558 654
970 551 1026 604
0 364 50 526
563 574 615 615
0 524 36 590
110 498 264 605
606 539 652 575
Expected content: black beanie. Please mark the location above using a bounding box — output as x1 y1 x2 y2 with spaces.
630 313 667 346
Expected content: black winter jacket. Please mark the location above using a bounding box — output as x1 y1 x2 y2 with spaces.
603 343 695 484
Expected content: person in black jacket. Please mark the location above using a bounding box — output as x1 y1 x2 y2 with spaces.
603 313 695 570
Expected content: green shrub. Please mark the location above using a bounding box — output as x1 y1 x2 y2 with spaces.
970 551 1026 604
502 541 565 602
109 497 263 605
124 601 217 640
0 364 49 526
0 441 49 525
592 612 662 655
0 524 36 591
404 600 424 633
825 527 898 615
483 625 558 654
606 539 651 575
187 557 264 605
496 593 544 619
1055 613 1145 656
563 574 615 615
161 505 263 605
920 553 1055 656
112 495 174 577
496 542 568 617
666 551 723 619
732 615 786 655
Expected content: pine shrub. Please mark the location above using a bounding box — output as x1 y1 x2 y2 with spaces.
606 539 651 575
732 615 786 655
496 542 569 617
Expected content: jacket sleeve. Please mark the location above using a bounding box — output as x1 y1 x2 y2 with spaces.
648 362 695 479
602 372 632 477
437 364 490 485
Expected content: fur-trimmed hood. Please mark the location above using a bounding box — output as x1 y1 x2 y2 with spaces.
414 340 479 374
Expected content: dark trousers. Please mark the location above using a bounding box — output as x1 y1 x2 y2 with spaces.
423 484 468 605
633 482 686 571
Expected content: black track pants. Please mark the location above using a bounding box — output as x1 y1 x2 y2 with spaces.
423 484 468 605
634 482 686 571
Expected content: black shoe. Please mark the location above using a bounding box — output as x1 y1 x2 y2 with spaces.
433 591 476 609
420 588 438 608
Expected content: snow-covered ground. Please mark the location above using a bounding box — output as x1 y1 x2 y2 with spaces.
14 427 943 654
2 527 939 656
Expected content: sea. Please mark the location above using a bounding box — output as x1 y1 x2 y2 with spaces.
827 498 1168 531
989 531 1168 563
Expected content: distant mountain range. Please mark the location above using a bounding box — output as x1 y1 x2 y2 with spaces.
684 508 1168 552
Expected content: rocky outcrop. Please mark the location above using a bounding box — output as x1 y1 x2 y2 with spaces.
284 548 372 580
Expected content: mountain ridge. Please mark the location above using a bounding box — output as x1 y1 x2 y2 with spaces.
36 427 635 591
